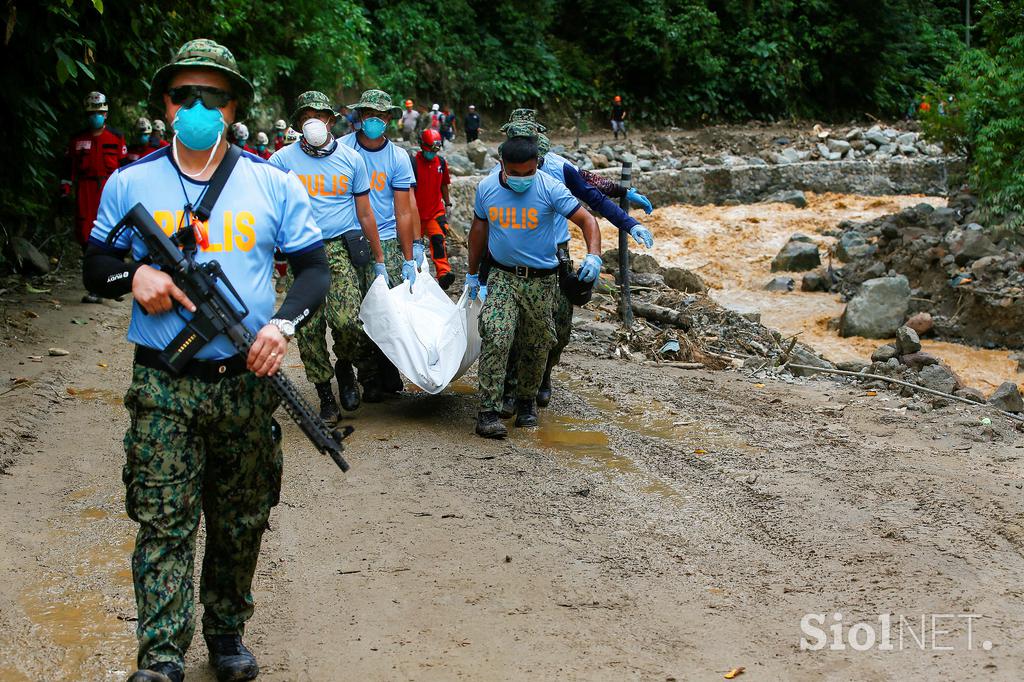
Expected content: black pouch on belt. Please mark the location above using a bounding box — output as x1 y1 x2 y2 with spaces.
341 231 373 267
557 246 594 306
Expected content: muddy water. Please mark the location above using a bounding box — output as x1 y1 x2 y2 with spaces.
581 192 1019 393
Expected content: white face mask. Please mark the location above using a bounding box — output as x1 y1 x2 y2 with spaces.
302 118 330 148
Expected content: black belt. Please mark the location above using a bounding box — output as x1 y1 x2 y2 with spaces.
134 345 249 382
490 260 558 278
323 233 347 243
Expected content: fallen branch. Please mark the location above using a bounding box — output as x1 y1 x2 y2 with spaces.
786 363 1024 423
630 301 690 329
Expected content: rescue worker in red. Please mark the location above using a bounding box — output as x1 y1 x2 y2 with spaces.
123 117 160 165
150 119 170 148
272 118 287 150
230 122 256 153
61 91 126 303
412 128 454 290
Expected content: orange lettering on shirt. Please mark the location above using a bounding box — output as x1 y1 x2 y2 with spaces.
333 174 350 194
221 211 234 252
488 207 498 224
499 208 512 228
527 208 538 230
153 210 175 236
234 211 256 251
371 171 387 191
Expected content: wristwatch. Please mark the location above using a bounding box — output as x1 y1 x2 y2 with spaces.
268 318 295 340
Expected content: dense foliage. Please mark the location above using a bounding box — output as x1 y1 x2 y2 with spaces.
921 0 1024 229
0 0 975 252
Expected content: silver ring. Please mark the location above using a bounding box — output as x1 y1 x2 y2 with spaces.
270 351 278 357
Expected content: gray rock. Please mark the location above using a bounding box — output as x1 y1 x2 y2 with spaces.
445 153 474 176
631 272 665 288
588 152 610 168
816 142 832 158
922 144 944 157
620 152 638 165
863 143 877 153
763 190 807 208
905 312 934 336
787 345 835 377
781 148 802 164
11 237 50 276
771 239 820 272
764 276 796 292
663 267 707 293
865 128 889 146
465 139 489 168
827 139 852 154
896 132 918 146
955 226 998 264
801 272 829 292
871 345 899 362
988 382 1024 413
637 159 654 172
837 360 870 373
899 144 918 156
631 253 661 274
917 364 958 394
899 352 940 371
845 128 864 141
598 146 615 159
840 275 911 338
835 231 870 262
955 388 986 404
896 326 922 355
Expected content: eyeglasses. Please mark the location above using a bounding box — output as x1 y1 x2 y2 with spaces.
423 141 442 152
167 85 234 109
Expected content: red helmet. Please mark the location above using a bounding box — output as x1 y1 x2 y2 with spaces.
420 128 442 152
614 95 622 103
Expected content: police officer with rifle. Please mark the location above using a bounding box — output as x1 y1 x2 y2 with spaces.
82 39 341 682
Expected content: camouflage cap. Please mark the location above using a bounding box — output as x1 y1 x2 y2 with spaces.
347 89 402 115
150 38 255 106
502 121 542 138
537 132 551 156
500 108 547 133
292 91 336 122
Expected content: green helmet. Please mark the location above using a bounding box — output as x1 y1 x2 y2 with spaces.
150 38 255 107
346 89 402 115
291 90 336 122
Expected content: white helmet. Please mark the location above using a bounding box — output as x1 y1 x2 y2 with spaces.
153 119 167 133
135 117 152 134
274 119 287 130
283 127 301 145
431 103 440 112
256 131 269 145
84 91 108 112
231 122 249 140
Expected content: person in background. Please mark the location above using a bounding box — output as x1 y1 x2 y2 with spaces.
465 104 481 143
230 122 255 153
124 117 159 165
413 129 454 290
401 99 420 142
272 118 287 150
440 107 457 144
254 131 272 160
428 103 442 131
61 90 127 304
150 119 170 148
611 95 627 139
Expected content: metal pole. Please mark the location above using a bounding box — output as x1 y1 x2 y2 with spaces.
618 162 633 328
966 0 971 48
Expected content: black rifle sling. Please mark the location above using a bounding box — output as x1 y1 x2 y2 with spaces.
193 143 242 223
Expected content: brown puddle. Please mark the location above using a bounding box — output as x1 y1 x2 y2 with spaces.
66 386 124 406
574 192 1021 393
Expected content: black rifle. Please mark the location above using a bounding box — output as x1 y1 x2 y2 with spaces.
108 202 351 472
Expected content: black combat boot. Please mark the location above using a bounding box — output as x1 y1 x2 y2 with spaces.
315 382 340 425
205 634 258 682
499 395 516 419
335 361 360 411
536 370 553 407
381 361 404 393
475 411 508 439
362 377 385 403
126 662 184 682
514 399 539 427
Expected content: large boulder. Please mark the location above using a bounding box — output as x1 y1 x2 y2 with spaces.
840 275 911 338
663 267 707 294
835 231 875 262
631 253 661 274
988 382 1024 413
11 237 50 276
771 237 821 272
917 364 958 394
465 140 489 168
446 153 474 176
762 190 807 208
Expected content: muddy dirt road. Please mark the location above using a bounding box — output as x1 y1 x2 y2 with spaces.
1 277 1023 681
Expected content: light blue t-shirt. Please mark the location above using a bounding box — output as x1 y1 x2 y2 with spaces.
268 140 371 238
490 152 576 243
473 171 581 269
338 133 415 241
90 147 323 360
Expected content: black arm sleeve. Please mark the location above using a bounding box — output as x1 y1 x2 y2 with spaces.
274 246 330 330
82 244 140 298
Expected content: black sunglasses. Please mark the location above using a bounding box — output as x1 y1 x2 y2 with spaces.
167 85 234 109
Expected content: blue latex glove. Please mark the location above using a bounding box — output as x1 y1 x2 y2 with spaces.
626 187 654 214
478 285 488 302
373 262 390 286
630 225 654 248
402 259 417 285
577 254 603 283
412 240 426 268
466 273 481 300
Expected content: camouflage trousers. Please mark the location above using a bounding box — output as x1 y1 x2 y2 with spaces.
505 286 573 395
478 269 557 412
122 364 281 670
294 238 365 385
352 238 405 385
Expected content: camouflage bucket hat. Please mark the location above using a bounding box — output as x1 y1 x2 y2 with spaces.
537 132 551 156
292 90 336 122
502 121 542 139
500 108 547 133
347 89 402 115
150 38 255 106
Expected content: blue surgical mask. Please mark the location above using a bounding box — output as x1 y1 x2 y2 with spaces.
257 144 266 152
505 172 536 193
423 151 437 160
138 133 151 145
88 113 105 130
172 100 225 150
362 117 387 140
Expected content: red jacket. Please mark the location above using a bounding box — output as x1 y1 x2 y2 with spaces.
123 142 161 166
413 152 450 221
64 127 127 184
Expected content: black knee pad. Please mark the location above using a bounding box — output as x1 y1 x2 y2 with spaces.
429 233 446 259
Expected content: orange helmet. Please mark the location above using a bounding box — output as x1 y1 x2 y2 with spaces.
404 99 413 108
614 95 622 103
420 128 442 152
